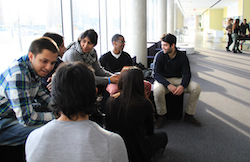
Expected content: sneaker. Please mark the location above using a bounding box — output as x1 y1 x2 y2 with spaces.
237 50 242 53
184 113 202 127
154 115 166 129
226 47 231 52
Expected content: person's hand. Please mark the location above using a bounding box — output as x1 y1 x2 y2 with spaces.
173 85 184 96
109 75 119 84
167 84 177 94
46 77 52 92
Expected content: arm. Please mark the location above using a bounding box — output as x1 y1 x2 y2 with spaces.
6 73 54 126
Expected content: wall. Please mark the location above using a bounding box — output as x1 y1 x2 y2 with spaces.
209 9 223 30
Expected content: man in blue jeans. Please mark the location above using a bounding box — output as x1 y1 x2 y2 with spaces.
153 33 201 128
0 37 59 146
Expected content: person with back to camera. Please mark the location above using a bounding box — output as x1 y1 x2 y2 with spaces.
153 33 202 129
41 32 66 93
0 37 58 147
231 19 242 53
62 29 119 87
25 62 128 162
226 18 233 52
105 66 168 162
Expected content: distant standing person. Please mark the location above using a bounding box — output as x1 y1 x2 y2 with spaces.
231 19 242 53
226 18 233 52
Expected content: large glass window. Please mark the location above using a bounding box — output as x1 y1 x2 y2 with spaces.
106 0 121 52
72 0 100 55
0 0 62 72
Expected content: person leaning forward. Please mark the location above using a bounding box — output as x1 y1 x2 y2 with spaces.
153 33 202 128
0 37 59 146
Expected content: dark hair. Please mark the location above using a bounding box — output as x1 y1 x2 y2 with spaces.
78 29 98 46
112 34 123 43
161 33 176 46
110 66 146 119
43 32 64 48
28 37 59 56
51 62 97 119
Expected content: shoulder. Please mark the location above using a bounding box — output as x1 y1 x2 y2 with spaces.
100 51 112 59
121 51 131 57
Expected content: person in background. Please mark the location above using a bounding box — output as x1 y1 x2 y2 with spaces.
239 19 250 50
100 34 132 73
231 19 242 53
42 32 66 93
25 62 128 162
153 33 202 128
62 29 118 86
106 66 168 162
0 37 58 146
226 18 233 52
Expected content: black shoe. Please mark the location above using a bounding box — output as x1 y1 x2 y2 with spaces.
184 113 202 127
237 50 242 53
233 49 237 53
154 115 166 129
226 47 231 52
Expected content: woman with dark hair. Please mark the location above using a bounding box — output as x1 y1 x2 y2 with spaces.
106 66 168 162
231 19 242 53
25 62 128 162
62 29 118 86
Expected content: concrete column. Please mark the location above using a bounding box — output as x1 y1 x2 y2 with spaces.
167 0 175 34
158 0 167 38
124 0 147 67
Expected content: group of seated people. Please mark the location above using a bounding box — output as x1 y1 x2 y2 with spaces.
0 29 202 161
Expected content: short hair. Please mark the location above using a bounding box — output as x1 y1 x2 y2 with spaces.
43 32 64 47
28 37 59 57
161 33 177 46
112 34 123 43
51 62 97 119
78 29 98 46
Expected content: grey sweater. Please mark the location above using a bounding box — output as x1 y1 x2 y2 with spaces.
62 41 113 85
25 120 128 162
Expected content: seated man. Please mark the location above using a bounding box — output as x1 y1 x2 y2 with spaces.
25 62 128 162
0 37 59 146
153 33 202 128
99 34 132 73
100 34 151 99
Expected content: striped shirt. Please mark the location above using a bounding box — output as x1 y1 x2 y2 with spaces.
0 55 55 126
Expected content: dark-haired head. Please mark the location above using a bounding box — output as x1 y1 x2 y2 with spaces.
78 29 98 46
43 32 64 48
28 37 59 57
161 33 176 47
51 62 97 119
112 34 123 43
118 66 145 104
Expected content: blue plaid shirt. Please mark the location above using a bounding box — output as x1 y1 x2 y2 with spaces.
0 55 55 126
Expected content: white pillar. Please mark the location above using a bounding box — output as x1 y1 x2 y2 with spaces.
167 0 175 34
158 0 167 38
124 0 147 67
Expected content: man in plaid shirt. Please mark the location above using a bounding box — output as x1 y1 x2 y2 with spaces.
0 37 59 146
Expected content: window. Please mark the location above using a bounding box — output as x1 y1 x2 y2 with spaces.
0 0 62 72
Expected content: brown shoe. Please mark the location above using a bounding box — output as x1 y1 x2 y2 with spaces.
154 115 166 129
184 113 202 127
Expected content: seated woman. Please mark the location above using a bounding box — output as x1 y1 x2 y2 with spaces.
62 29 119 86
105 66 168 162
25 62 128 162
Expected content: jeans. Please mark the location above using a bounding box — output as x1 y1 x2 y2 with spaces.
227 33 233 49
0 117 42 146
231 33 239 51
153 78 201 116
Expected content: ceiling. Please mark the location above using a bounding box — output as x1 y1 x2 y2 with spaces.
178 0 239 16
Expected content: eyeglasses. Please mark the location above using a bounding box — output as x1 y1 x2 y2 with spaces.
116 41 126 44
